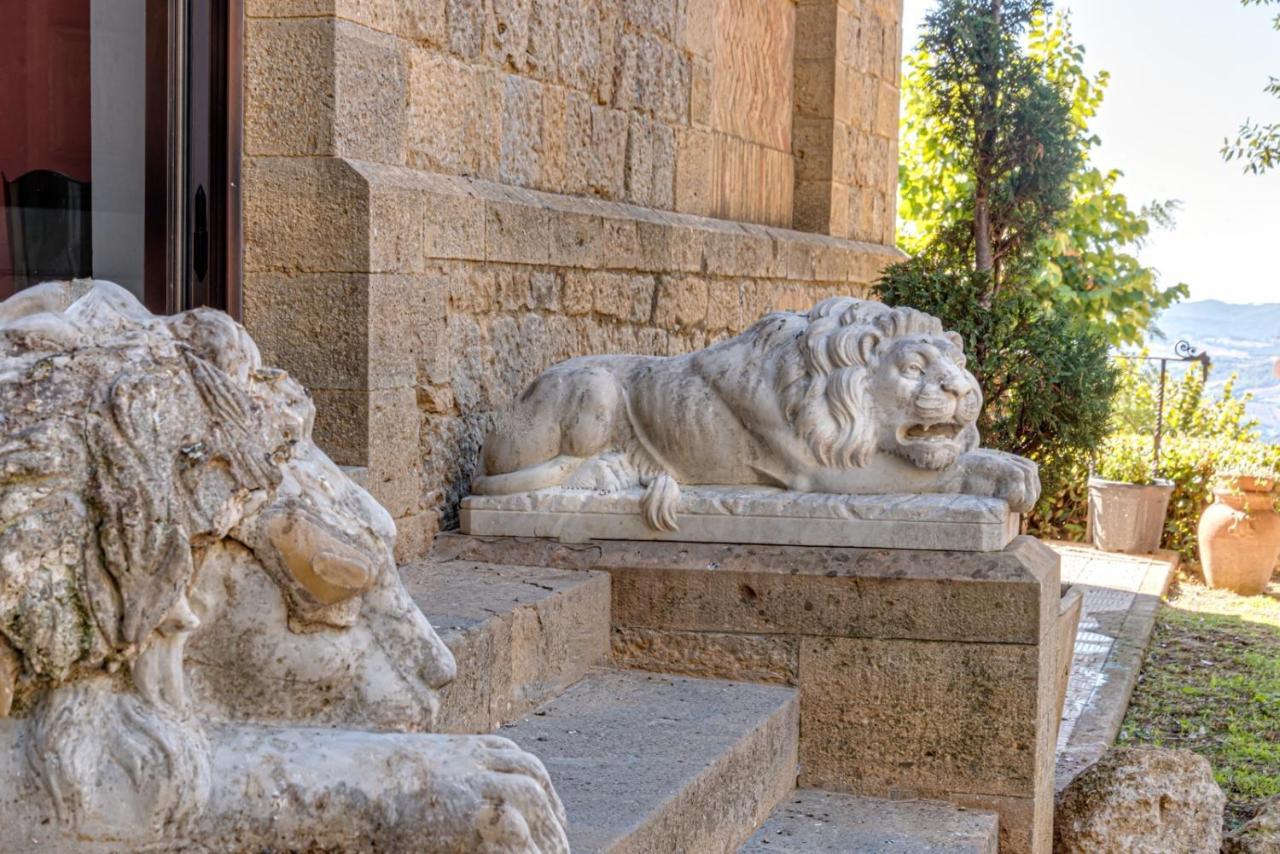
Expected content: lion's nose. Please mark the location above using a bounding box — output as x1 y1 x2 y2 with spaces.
914 386 951 413
941 372 970 396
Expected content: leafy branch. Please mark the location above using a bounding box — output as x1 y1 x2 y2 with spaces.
1223 0 1280 174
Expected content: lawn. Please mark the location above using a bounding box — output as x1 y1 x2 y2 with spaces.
1118 572 1280 830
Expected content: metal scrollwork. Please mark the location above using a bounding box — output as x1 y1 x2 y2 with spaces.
1110 341 1212 479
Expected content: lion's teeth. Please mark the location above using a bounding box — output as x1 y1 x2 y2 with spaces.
907 422 959 440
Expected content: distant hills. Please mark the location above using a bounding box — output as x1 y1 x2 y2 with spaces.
1147 300 1280 441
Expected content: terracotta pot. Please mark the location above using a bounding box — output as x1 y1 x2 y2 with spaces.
1198 479 1280 595
1088 477 1174 554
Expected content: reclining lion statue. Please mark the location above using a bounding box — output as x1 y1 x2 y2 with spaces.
475 296 1039 530
0 282 568 852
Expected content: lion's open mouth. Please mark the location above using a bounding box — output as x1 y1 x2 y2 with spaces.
902 422 961 442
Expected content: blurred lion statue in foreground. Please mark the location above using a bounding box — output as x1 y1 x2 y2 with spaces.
0 282 567 852
474 296 1039 530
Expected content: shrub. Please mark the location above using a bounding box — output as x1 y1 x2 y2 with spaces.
876 258 1117 519
1094 435 1280 560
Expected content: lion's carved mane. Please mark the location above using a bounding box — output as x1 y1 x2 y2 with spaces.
772 297 977 470
0 283 571 854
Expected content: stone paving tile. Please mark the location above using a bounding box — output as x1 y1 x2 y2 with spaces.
1048 542 1178 790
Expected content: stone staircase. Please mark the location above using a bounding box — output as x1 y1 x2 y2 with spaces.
404 559 1000 853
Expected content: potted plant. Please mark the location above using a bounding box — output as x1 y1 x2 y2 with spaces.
1087 437 1174 554
1198 453 1280 595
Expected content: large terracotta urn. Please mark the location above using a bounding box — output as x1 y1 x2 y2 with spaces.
1198 476 1280 595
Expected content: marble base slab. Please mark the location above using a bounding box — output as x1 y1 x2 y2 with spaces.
460 487 1020 552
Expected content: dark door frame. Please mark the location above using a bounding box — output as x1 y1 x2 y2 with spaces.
144 0 242 318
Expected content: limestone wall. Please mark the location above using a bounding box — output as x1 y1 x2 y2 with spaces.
793 0 902 242
242 0 905 557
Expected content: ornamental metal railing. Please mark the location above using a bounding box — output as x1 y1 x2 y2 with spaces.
1113 341 1212 480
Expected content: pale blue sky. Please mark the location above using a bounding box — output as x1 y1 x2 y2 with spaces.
900 0 1280 304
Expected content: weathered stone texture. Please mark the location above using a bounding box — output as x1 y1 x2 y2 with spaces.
792 0 902 244
401 561 611 733
0 282 570 852
743 790 1000 854
1223 795 1280 854
800 636 1041 796
243 0 903 228
612 626 799 685
1054 748 1227 854
499 670 799 853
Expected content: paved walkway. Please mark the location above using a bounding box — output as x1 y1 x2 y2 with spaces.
1049 541 1179 790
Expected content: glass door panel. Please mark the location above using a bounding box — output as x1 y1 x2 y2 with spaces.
0 0 240 315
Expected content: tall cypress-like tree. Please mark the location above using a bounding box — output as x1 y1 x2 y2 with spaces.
914 0 1079 299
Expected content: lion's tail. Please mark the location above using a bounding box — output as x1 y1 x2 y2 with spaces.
470 455 584 495
641 473 680 532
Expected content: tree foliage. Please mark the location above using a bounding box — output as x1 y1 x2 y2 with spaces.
910 0 1078 298
1026 13 1188 344
1223 0 1280 174
898 7 1186 346
882 0 1121 524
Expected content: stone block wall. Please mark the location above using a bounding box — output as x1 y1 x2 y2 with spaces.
242 0 906 558
246 0 805 225
793 0 901 242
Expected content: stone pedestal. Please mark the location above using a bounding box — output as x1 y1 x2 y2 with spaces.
462 487 1019 551
432 533 1063 854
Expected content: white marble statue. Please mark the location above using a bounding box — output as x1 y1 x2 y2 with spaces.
0 282 568 852
474 297 1040 532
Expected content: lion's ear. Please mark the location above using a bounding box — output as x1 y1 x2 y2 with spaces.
857 329 882 366
945 331 965 352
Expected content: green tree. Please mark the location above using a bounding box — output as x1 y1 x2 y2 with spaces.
880 0 1117 520
908 0 1079 302
877 265 1115 477
898 7 1186 346
1223 0 1280 174
1026 12 1188 344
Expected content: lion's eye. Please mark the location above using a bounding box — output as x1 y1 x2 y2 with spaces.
902 362 925 378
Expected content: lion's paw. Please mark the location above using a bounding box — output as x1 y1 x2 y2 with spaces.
952 449 1041 513
461 734 570 854
563 454 637 494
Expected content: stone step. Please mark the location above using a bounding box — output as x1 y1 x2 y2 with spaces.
400 559 611 733
741 790 999 854
500 668 799 854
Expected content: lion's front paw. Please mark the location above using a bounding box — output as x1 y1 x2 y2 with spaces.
952 449 1041 513
563 454 636 493
461 734 570 854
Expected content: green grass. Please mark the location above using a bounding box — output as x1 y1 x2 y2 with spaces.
1118 577 1280 830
